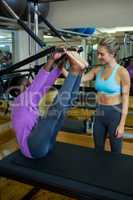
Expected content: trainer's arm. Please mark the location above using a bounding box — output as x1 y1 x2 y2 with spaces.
115 67 131 138
62 67 100 83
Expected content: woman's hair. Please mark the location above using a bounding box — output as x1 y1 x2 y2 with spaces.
99 36 120 57
6 75 30 97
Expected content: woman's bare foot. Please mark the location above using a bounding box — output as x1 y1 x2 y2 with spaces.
65 50 88 70
64 50 88 75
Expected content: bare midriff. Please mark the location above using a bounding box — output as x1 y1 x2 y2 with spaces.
97 93 122 105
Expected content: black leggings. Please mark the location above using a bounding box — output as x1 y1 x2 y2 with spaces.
93 104 123 154
28 73 81 158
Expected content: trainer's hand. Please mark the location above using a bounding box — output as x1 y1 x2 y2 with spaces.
115 124 124 138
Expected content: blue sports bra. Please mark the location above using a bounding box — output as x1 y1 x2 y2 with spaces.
95 64 121 96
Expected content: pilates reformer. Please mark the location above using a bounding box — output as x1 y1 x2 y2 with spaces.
0 142 133 200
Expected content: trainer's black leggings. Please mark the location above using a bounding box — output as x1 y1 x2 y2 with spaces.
93 104 123 154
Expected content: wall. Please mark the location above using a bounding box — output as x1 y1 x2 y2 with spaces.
48 0 133 28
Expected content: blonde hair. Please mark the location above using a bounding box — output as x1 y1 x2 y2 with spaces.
99 37 120 57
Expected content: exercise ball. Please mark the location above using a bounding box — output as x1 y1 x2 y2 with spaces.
0 0 27 18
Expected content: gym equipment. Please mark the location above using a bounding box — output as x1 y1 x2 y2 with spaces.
0 142 133 200
61 118 86 133
33 8 66 43
0 0 50 22
0 46 83 76
0 0 27 18
1 0 46 48
22 1 49 23
1 0 78 48
0 46 56 76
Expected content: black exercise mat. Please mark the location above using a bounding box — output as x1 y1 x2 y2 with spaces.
1 142 133 198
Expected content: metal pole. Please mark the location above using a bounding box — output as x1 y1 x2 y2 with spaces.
34 2 39 65
28 2 32 57
1 0 19 19
1 0 45 48
28 1 33 70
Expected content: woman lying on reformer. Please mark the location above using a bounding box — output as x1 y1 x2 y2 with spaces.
11 49 88 158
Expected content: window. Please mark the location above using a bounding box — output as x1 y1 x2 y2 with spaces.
0 29 14 70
